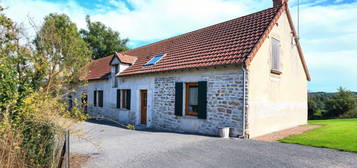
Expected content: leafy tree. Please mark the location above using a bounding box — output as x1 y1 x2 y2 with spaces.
308 92 329 119
0 6 33 115
308 96 319 119
34 13 92 91
1 11 91 167
80 15 128 59
325 88 357 118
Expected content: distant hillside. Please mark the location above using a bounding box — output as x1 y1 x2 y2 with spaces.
309 92 357 96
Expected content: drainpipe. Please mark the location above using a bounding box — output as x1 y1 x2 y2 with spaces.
240 66 248 139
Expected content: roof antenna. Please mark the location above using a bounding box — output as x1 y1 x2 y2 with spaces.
297 0 300 39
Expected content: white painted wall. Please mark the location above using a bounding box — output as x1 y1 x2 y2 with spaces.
247 11 308 138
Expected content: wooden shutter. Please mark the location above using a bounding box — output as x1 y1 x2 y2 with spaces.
175 82 183 116
272 38 280 70
197 81 207 119
126 90 131 110
98 91 103 107
93 90 97 106
116 89 121 108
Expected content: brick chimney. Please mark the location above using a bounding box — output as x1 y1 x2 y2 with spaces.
273 0 288 7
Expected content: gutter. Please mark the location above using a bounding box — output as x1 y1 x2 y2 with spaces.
240 66 248 139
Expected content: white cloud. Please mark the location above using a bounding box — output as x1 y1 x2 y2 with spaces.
1 0 357 91
91 0 251 41
1 0 88 38
1 0 273 41
289 2 357 91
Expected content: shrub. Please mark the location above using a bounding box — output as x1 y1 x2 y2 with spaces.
21 121 60 168
339 107 357 119
0 112 26 168
308 93 327 119
325 88 356 118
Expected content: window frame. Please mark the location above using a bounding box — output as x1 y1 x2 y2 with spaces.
113 65 119 87
271 37 282 75
94 90 104 107
185 82 199 116
119 89 130 110
98 90 104 107
144 54 166 66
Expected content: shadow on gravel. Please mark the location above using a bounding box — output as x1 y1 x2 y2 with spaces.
85 119 218 138
86 119 127 128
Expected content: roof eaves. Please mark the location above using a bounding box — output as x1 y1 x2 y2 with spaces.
285 6 311 81
119 62 243 77
244 5 285 67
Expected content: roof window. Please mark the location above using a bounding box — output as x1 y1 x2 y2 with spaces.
144 54 166 66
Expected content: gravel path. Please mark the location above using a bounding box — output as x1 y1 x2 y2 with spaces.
71 120 357 168
253 125 322 142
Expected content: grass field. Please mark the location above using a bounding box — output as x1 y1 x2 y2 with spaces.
279 119 357 153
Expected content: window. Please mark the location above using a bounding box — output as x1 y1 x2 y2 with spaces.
93 90 103 107
271 37 281 74
185 83 199 116
144 54 166 66
175 81 207 119
117 89 131 110
113 65 119 87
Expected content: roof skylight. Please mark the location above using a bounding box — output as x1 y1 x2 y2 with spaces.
144 54 166 66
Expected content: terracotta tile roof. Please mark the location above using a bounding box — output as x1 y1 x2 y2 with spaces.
87 53 137 80
88 4 310 81
119 6 282 76
115 53 137 65
87 56 113 80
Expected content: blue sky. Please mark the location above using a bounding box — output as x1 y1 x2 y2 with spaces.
2 0 357 92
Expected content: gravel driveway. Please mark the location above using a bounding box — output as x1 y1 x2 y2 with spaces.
71 120 357 168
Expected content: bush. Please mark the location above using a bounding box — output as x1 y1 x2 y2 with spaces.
308 93 328 119
0 114 26 168
21 121 60 168
325 88 356 118
309 88 357 119
339 107 357 119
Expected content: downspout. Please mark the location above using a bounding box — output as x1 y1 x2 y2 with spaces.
240 65 248 139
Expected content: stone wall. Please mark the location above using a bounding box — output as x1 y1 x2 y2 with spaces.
86 65 245 136
151 68 245 136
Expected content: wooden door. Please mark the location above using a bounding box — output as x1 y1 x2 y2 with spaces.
140 90 147 125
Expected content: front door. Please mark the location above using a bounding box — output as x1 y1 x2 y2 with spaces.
140 90 147 125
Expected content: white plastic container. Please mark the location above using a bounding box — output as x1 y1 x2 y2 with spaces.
218 127 230 138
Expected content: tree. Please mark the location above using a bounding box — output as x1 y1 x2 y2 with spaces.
1 11 91 167
0 6 33 114
34 13 92 91
308 92 329 119
80 15 128 59
325 88 357 118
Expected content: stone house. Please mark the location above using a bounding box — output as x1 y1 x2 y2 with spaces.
83 0 310 138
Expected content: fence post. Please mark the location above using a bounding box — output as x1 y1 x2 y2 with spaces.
65 129 70 168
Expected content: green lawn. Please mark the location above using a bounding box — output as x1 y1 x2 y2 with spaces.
279 118 357 153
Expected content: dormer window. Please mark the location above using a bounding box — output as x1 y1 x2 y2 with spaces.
144 54 166 66
113 64 119 87
114 64 119 74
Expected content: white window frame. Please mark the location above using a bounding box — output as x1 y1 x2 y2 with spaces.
112 64 119 87
144 54 166 66
271 37 281 74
